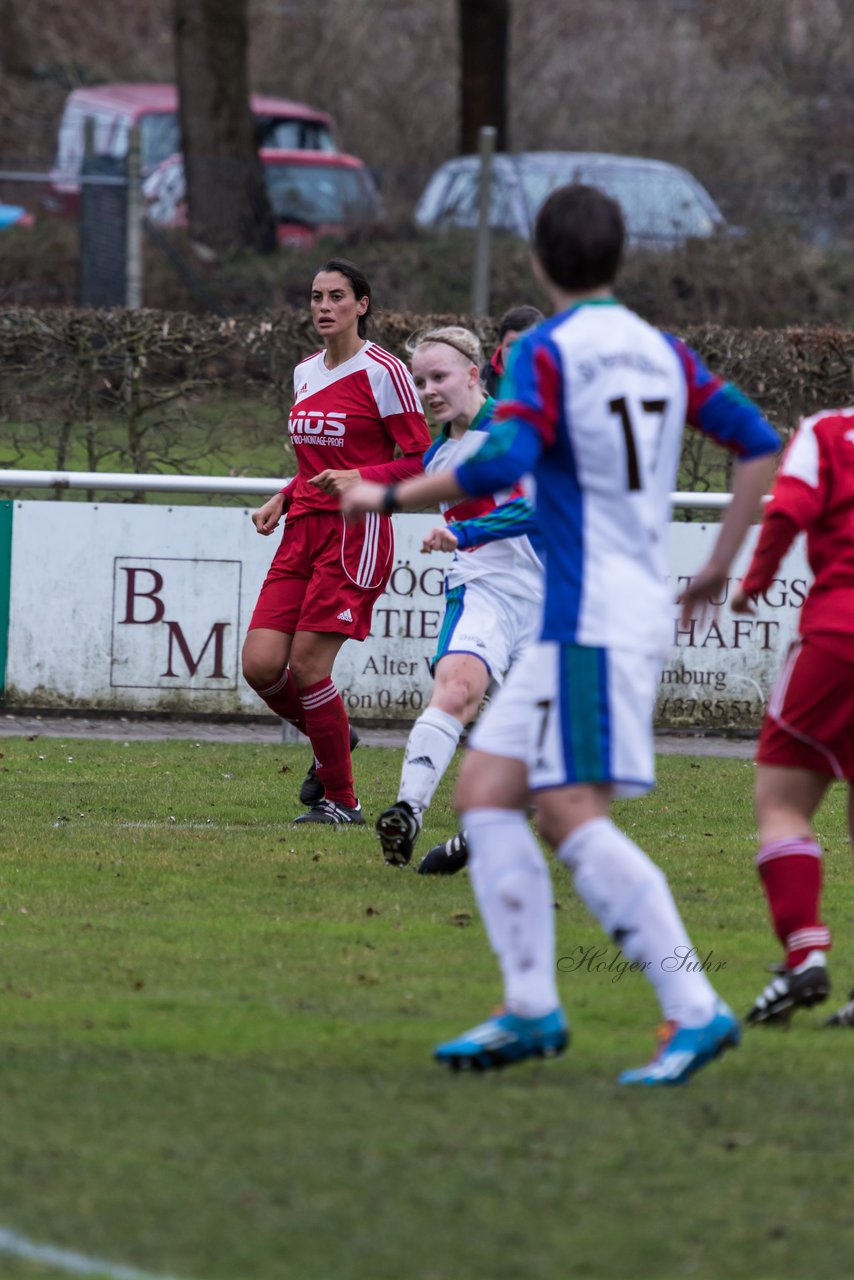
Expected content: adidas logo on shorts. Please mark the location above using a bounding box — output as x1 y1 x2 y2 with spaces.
337 608 354 623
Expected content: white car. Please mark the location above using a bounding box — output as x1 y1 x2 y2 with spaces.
414 151 730 248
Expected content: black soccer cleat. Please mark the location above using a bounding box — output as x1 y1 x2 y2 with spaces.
299 726 360 806
292 798 365 825
376 800 420 866
417 830 469 876
825 990 854 1027
746 956 830 1025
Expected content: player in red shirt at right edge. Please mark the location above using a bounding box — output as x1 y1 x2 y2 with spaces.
731 404 854 1027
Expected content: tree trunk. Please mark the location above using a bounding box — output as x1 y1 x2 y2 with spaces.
459 0 510 154
0 0 34 76
173 0 276 253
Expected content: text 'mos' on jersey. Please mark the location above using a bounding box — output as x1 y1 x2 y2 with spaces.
287 342 430 517
455 299 780 656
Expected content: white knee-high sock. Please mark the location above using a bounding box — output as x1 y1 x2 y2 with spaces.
463 807 560 1019
557 817 718 1027
398 707 463 814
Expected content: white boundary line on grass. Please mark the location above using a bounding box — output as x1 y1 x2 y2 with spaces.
0 1225 194 1280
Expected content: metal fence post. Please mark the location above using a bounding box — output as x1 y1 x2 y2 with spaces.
472 125 497 315
125 126 143 310
77 125 129 308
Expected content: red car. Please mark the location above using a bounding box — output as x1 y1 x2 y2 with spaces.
143 149 382 245
48 83 338 217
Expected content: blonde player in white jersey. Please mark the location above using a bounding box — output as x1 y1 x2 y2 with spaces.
344 184 780 1087
376 326 543 869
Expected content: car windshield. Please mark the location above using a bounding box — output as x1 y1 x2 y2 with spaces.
140 114 181 170
266 163 375 224
256 117 336 153
139 112 336 172
518 162 719 240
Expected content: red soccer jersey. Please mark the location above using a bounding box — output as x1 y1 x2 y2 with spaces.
741 406 854 638
284 342 431 516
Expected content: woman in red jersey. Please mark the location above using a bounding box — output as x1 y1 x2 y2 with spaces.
730 405 854 1027
243 258 431 824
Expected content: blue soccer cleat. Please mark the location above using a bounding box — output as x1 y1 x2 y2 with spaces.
619 999 741 1086
435 1007 569 1072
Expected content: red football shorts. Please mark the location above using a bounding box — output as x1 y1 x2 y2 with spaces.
758 635 854 780
248 509 392 641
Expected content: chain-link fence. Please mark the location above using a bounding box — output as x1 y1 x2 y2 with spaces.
0 143 140 310
76 152 130 307
0 124 221 312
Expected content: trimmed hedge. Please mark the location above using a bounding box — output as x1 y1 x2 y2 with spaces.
1 307 852 500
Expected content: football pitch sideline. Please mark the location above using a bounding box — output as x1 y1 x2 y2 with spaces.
1 736 852 1280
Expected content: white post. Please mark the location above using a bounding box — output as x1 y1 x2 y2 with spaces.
472 125 497 315
0 471 748 510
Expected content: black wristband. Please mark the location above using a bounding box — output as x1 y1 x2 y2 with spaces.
381 485 400 514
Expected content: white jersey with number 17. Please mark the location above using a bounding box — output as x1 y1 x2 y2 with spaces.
464 300 780 655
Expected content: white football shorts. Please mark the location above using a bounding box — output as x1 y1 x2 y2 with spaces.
468 639 661 798
433 578 541 684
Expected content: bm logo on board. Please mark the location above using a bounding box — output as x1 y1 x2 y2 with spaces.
111 558 242 690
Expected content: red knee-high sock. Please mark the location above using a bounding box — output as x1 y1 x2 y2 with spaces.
756 837 831 968
299 678 356 807
257 668 307 736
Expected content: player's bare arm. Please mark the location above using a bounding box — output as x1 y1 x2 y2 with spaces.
342 469 466 518
729 587 755 615
308 468 362 495
422 527 459 553
677 453 777 626
252 491 286 535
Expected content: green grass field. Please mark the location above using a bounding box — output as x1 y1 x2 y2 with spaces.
1 736 852 1280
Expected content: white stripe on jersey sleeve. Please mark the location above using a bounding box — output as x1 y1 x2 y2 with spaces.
781 417 820 488
366 345 421 415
